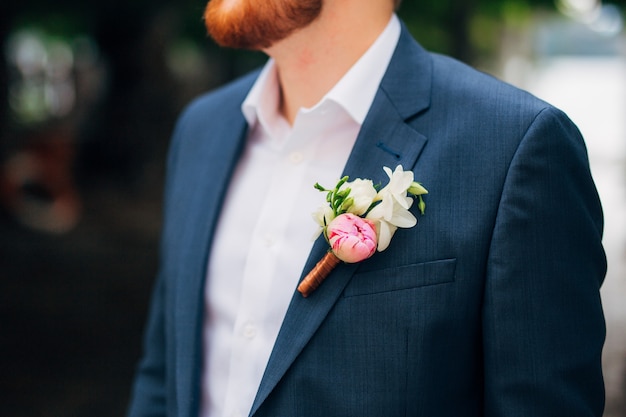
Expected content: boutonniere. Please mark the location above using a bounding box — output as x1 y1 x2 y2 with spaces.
297 165 428 297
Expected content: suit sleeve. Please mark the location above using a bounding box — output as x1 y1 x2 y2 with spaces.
482 107 606 416
125 107 190 417
126 272 168 417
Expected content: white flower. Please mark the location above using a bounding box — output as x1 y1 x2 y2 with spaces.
368 203 417 251
340 178 377 216
368 165 418 225
312 204 335 239
380 165 414 207
372 219 397 252
366 166 418 251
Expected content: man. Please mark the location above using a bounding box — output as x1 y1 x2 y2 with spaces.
127 0 607 416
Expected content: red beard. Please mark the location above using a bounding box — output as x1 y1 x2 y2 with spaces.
204 0 323 50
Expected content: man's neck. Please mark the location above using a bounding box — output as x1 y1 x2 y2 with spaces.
263 2 394 125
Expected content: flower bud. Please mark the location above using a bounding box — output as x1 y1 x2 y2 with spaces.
408 181 428 196
327 213 377 263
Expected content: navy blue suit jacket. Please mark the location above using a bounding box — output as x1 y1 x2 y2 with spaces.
128 25 606 417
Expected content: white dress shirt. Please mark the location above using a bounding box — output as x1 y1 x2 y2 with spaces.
201 14 401 417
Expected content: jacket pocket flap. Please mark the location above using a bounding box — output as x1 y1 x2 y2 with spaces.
343 258 457 297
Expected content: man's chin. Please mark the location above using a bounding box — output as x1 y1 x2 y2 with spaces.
203 0 322 50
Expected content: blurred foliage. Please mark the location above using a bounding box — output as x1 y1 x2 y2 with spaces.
1 0 625 136
2 0 625 77
398 0 624 63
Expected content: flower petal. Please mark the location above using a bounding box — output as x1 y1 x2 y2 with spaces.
341 178 377 215
388 206 417 228
376 220 397 252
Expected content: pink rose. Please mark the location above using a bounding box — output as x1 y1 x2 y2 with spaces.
327 213 377 263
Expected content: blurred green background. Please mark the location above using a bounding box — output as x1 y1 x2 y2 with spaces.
1 1 624 416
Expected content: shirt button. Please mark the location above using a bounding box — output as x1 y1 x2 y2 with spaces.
289 151 303 165
243 323 257 339
263 233 275 247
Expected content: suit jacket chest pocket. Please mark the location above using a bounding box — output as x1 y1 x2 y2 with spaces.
342 258 457 297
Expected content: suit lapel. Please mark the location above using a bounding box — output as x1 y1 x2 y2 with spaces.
250 24 433 415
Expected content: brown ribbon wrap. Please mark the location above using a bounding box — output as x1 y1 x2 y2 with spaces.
297 251 341 297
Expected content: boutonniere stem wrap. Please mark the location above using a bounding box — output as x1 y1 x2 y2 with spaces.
297 165 427 297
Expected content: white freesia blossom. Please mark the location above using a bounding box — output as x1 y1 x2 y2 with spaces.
368 202 417 251
380 165 415 208
373 219 397 252
367 165 418 251
340 178 377 216
367 194 416 225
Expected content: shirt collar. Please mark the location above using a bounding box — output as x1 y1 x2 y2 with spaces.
324 14 401 124
242 14 401 128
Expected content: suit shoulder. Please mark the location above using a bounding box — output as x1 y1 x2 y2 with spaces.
164 69 259 170
429 53 552 116
415 52 583 163
177 69 261 124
